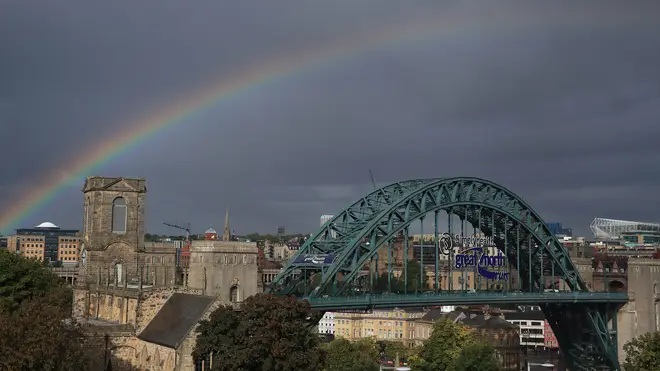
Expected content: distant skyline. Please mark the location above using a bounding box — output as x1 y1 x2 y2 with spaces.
2 1 660 237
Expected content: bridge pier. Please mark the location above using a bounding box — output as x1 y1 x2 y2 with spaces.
544 302 622 371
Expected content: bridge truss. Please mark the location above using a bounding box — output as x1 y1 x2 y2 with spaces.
268 178 626 370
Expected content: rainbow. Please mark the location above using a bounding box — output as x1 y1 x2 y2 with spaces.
0 8 643 234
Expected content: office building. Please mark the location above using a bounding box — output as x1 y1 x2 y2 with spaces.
6 222 81 265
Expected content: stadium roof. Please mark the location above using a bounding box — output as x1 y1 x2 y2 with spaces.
590 218 660 240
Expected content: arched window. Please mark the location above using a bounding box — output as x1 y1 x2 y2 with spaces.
84 198 90 233
115 262 123 284
230 285 239 302
112 197 127 233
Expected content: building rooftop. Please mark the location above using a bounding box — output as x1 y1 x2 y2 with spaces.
461 315 518 330
505 310 546 321
137 293 215 349
35 221 59 229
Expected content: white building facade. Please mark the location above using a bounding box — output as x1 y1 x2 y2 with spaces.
317 312 336 334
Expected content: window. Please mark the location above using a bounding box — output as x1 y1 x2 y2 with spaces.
115 263 123 284
84 198 90 233
230 285 239 302
112 197 127 234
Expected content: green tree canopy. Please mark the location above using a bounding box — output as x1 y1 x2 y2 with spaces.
324 338 379 371
0 249 69 312
0 250 92 370
378 340 416 361
623 331 660 371
454 343 501 371
0 289 88 370
373 260 430 294
193 293 325 371
412 317 477 371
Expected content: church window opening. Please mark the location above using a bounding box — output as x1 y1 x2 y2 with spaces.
112 197 127 234
115 263 123 284
230 285 239 302
84 198 90 233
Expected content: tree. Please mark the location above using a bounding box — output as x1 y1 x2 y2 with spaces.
0 249 68 312
412 317 477 371
454 343 500 371
324 338 379 371
378 340 415 361
193 293 325 371
398 260 430 293
372 260 430 294
0 250 90 370
623 331 660 371
0 290 88 370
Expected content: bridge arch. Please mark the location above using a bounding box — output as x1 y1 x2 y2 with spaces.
274 177 585 296
269 177 623 371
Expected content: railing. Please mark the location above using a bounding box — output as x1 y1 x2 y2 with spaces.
305 291 628 310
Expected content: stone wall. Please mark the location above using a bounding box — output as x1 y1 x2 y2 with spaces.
188 241 260 302
175 297 225 370
82 176 146 251
617 259 660 364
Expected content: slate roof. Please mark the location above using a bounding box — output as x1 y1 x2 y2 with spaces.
462 315 518 330
504 310 546 321
137 293 215 349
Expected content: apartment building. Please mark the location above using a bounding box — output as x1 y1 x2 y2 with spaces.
317 312 336 335
334 308 426 347
505 310 546 348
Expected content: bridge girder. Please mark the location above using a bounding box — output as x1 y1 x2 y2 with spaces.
268 177 622 370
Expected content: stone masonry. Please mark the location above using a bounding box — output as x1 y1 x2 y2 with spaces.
80 176 146 286
187 239 260 303
72 176 260 370
617 259 660 364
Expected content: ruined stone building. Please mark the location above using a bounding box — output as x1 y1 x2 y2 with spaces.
73 176 259 370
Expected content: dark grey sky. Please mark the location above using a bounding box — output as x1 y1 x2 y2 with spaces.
1 1 660 237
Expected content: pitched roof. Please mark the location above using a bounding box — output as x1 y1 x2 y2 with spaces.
504 310 546 321
137 293 215 349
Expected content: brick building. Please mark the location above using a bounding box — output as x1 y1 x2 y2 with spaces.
543 320 559 349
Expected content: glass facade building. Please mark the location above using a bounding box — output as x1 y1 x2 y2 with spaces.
15 224 78 264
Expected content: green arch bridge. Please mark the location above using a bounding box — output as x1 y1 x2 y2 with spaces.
267 177 628 370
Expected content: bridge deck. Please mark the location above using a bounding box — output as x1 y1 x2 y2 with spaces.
305 291 628 310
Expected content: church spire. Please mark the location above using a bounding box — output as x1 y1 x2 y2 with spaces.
222 207 231 241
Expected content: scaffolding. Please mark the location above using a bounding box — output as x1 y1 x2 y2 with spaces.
589 217 660 240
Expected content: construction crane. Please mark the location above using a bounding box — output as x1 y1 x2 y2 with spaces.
163 222 191 243
368 169 377 189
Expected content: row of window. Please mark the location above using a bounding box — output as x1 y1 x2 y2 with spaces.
193 254 254 265
336 319 405 327
22 243 77 249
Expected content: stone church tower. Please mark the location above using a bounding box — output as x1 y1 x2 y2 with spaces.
80 176 147 285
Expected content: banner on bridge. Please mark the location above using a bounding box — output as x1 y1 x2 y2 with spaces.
291 254 336 266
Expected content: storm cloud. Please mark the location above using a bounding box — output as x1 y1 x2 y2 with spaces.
1 1 660 236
